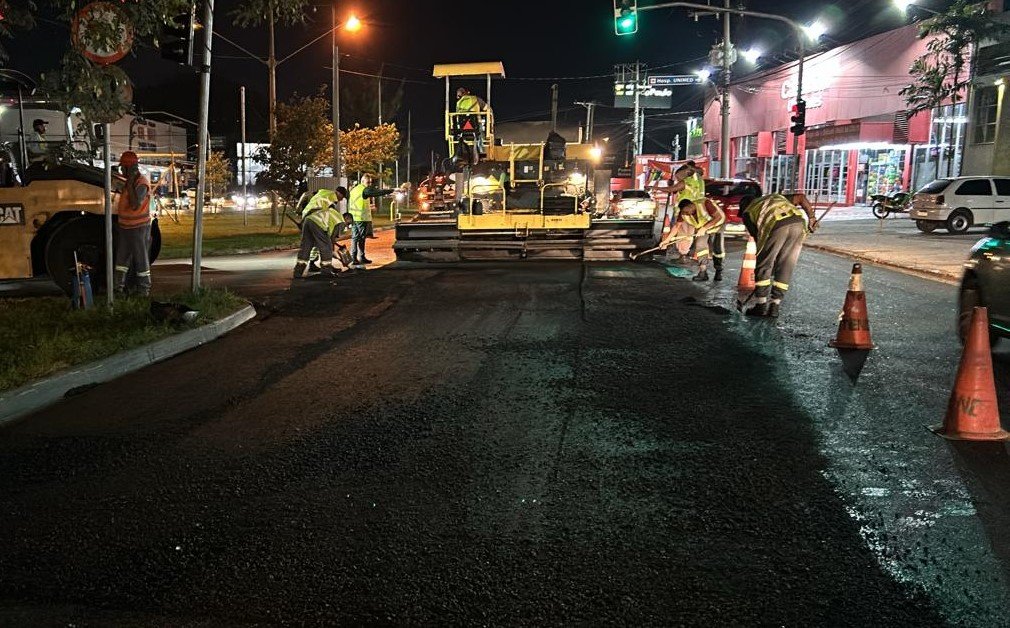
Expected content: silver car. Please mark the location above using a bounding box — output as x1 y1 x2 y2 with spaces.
959 221 1010 345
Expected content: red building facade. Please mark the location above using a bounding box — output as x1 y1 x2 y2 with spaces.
702 25 961 205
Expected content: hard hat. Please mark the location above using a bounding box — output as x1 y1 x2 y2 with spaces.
119 151 139 167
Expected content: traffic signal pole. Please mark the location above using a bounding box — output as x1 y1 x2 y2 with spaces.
192 0 215 292
633 2 806 192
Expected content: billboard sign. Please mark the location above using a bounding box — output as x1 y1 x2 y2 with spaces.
648 75 703 86
614 81 672 109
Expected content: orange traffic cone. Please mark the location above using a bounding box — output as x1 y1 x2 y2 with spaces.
828 263 876 350
932 307 1010 441
737 236 756 291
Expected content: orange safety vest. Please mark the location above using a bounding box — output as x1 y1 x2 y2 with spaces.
117 174 152 229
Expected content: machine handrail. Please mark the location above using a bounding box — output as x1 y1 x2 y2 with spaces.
539 181 577 215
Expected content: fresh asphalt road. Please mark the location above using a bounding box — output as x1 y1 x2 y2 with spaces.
2 238 1010 625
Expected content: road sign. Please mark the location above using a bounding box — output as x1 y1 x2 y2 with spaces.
648 75 703 87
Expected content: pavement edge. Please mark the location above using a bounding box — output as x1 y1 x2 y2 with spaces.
0 304 257 427
805 241 961 286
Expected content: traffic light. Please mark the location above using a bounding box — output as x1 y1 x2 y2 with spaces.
614 0 638 36
161 5 197 66
790 99 807 136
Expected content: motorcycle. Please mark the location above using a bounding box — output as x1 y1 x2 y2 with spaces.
870 191 911 219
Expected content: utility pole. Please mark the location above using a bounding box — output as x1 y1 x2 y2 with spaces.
240 85 248 226
633 62 642 156
267 1 277 140
720 0 733 179
102 123 113 305
405 110 411 209
378 63 383 184
576 101 597 142
192 0 215 291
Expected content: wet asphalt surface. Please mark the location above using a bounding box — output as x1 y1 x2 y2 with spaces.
1 240 1009 625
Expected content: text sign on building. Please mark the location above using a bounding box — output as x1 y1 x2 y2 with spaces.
0 203 25 226
648 75 703 87
614 82 673 109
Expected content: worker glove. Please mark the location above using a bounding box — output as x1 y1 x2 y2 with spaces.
808 219 819 233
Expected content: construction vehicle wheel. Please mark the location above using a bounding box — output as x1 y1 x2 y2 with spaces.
45 216 105 297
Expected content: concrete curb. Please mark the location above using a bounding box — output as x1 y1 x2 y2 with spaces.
157 225 397 261
805 241 961 285
0 304 257 427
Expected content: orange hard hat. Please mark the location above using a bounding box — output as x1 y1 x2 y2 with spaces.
119 151 139 167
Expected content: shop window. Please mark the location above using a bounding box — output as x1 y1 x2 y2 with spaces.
973 86 998 144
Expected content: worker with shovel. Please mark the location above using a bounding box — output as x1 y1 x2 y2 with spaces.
676 197 726 282
737 193 819 318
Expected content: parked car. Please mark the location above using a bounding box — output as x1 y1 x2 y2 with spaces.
959 221 1010 346
611 189 657 219
705 178 762 236
910 176 1010 234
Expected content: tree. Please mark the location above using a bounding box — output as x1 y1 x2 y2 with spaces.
340 123 401 178
254 93 333 201
901 1 1010 115
205 151 233 202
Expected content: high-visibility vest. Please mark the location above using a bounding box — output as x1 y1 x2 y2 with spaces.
302 189 337 219
306 206 342 236
349 183 371 222
117 174 152 229
456 95 480 112
681 198 725 231
682 172 706 203
744 193 806 250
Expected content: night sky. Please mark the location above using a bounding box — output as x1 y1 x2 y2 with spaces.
2 0 957 175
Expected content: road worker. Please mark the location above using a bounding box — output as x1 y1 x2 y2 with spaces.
676 197 726 282
293 186 348 278
456 87 489 155
301 186 344 273
27 119 49 164
348 175 406 265
661 163 706 260
738 193 819 318
114 151 153 296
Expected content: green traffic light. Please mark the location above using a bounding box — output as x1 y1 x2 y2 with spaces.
620 16 634 29
616 11 637 35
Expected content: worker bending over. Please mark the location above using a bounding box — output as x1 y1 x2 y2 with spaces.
677 197 726 282
294 186 348 278
738 193 819 318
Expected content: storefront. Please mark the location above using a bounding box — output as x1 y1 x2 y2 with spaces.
702 24 955 206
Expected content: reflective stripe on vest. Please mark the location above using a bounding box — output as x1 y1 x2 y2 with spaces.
349 183 370 222
682 198 725 230
745 194 805 250
117 174 151 229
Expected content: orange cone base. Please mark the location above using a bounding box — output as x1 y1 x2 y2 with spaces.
930 423 1010 441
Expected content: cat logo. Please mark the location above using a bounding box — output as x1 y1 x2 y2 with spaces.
0 204 25 226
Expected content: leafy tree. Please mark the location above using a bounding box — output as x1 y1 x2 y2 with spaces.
205 151 233 201
230 0 312 29
253 93 333 201
340 123 400 177
901 1 1010 115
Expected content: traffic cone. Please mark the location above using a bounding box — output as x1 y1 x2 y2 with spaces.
828 263 876 350
737 236 756 291
932 307 1010 441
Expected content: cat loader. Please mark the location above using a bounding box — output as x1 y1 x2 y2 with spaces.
393 61 661 262
0 72 160 296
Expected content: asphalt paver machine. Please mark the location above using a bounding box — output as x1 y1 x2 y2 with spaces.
394 61 660 262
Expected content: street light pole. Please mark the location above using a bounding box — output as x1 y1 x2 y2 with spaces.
332 5 342 184
720 0 732 179
193 0 216 292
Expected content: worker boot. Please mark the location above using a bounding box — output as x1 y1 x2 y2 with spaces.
713 267 723 281
293 262 307 279
308 260 321 273
746 303 770 317
767 302 781 318
319 264 338 278
692 269 709 282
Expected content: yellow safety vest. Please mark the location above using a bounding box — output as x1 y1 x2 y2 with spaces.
456 95 480 112
682 172 706 203
745 193 806 250
681 199 725 231
302 189 337 219
349 183 371 222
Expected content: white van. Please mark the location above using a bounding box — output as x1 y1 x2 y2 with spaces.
910 176 1010 234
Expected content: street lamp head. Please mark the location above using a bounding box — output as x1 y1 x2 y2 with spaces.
803 20 827 41
344 14 362 32
695 68 712 82
893 0 915 11
742 47 761 64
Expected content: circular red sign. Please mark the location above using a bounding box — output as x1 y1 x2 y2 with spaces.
71 2 134 66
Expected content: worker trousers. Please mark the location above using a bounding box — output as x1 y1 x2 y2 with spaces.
753 221 806 304
352 221 372 262
297 222 333 265
114 223 152 296
694 228 725 271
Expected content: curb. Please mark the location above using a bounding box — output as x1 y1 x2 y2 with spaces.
0 304 257 427
805 242 962 286
157 225 397 261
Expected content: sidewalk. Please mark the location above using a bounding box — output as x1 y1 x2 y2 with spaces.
805 216 983 283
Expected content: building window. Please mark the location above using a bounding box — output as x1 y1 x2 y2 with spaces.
973 86 998 144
